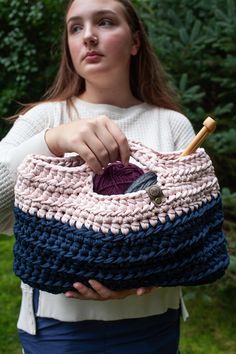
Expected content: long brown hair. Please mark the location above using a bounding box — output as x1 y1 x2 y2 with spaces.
10 0 180 120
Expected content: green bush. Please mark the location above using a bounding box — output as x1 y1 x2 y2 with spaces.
0 0 66 118
222 188 236 287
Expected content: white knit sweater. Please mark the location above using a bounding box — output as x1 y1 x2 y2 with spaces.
0 98 195 334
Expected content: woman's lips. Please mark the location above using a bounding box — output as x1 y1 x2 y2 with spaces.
84 51 103 63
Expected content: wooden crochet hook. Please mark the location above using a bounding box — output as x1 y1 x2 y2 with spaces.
180 117 216 157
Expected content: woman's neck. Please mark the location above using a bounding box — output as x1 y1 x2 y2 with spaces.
79 81 141 108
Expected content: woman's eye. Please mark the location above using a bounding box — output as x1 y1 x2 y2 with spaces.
99 19 113 27
70 25 83 34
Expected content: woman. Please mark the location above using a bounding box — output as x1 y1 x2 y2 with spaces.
0 0 195 353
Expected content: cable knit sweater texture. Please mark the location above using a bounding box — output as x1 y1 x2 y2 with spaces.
0 99 195 334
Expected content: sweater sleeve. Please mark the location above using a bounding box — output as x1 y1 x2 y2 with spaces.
0 102 61 235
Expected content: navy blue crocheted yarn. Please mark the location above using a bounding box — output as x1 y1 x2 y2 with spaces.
13 195 229 294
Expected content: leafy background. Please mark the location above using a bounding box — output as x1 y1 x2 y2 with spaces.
0 0 235 353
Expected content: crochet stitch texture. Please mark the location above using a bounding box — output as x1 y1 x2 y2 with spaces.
13 141 229 294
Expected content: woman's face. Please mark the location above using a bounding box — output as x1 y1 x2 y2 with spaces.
66 0 139 85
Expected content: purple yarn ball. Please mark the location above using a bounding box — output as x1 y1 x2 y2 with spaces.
93 162 144 195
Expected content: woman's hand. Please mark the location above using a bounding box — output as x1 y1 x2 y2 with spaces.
45 115 130 174
65 280 154 300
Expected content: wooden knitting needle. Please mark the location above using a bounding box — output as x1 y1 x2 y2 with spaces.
180 117 216 157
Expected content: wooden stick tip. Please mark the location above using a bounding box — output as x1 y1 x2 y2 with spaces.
203 117 216 132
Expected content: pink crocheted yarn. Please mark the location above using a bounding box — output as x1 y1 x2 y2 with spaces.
14 141 220 235
93 162 144 195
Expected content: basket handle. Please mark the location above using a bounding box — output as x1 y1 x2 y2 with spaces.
128 140 160 169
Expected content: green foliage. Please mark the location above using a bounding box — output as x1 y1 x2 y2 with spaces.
0 236 21 354
222 188 236 220
180 284 236 354
221 188 236 286
0 0 66 118
229 256 236 274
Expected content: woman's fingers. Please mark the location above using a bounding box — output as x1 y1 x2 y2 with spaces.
75 282 103 299
104 117 130 166
78 140 108 174
87 280 136 299
65 281 112 300
65 280 154 301
45 116 130 173
88 280 113 299
69 116 130 169
136 287 154 296
65 282 100 300
94 116 130 165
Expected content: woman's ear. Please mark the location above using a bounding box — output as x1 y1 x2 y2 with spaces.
131 31 141 56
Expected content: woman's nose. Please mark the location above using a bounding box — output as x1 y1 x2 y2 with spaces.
83 26 98 46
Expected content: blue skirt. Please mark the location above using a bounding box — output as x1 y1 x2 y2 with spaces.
19 290 180 354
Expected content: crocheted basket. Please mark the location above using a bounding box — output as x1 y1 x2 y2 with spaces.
13 141 229 294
